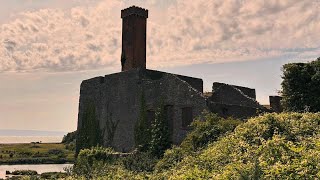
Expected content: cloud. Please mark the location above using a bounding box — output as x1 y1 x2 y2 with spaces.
0 0 319 72
147 0 320 67
0 0 123 72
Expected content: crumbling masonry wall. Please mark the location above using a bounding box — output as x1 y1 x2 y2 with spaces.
77 69 207 152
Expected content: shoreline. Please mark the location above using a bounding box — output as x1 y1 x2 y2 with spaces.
0 143 75 165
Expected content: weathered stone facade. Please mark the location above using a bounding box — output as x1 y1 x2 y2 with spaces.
78 69 207 152
76 6 277 152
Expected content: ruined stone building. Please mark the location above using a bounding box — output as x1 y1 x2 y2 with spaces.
77 6 281 152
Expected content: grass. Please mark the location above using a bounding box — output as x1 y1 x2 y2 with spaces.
0 143 75 164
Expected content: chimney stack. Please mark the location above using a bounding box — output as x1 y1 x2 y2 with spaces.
121 6 148 71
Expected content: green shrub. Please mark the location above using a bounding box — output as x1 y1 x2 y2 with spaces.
181 111 242 152
161 113 320 179
150 102 171 158
155 111 242 172
121 151 158 172
66 113 320 179
48 149 64 155
72 146 117 179
65 142 76 151
154 146 185 172
40 172 67 179
11 170 38 176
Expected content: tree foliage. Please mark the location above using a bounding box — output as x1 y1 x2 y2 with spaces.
62 130 77 144
281 58 320 112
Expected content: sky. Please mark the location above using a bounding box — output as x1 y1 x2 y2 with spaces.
0 0 319 132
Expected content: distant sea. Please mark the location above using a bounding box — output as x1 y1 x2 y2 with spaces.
0 129 67 144
0 136 63 144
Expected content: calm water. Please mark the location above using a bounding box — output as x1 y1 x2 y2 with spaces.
0 136 63 144
0 164 72 179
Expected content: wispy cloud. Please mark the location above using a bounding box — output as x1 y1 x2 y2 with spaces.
0 0 319 72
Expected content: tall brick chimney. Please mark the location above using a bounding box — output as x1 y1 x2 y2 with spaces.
121 6 148 71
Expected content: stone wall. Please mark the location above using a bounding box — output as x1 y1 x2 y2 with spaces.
207 82 269 119
212 82 256 99
208 101 260 119
209 83 260 107
269 96 283 113
77 69 207 152
141 69 204 92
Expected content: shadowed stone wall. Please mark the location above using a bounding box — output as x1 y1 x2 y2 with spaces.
208 82 269 119
77 69 207 152
212 82 256 99
269 96 283 113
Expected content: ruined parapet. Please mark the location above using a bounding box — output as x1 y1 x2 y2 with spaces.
210 82 259 107
212 82 256 99
121 6 148 72
269 96 283 113
138 69 204 93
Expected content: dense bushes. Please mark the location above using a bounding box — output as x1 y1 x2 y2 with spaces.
281 58 320 112
155 111 242 172
159 113 320 179
180 111 242 152
121 151 158 172
70 146 154 179
68 112 320 179
72 147 117 179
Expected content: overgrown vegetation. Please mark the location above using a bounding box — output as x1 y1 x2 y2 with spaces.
134 94 172 158
65 112 320 179
281 57 320 112
149 101 171 158
0 143 74 164
62 131 77 144
155 111 242 172
76 102 103 155
134 92 151 151
157 113 320 179
68 59 320 178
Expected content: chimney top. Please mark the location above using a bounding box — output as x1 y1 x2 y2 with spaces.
121 6 148 19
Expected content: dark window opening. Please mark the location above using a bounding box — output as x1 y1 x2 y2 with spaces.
182 107 193 128
165 105 174 135
146 110 155 127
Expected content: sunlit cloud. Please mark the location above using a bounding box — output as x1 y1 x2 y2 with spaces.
0 0 319 72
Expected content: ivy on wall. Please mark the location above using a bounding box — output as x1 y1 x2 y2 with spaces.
134 91 151 151
281 58 320 112
76 102 103 155
134 93 172 157
150 101 172 157
104 112 120 147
